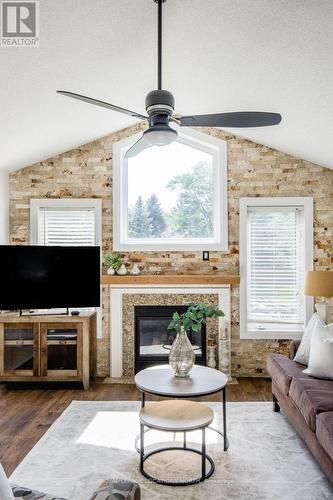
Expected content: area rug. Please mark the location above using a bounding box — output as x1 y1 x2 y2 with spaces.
10 401 333 500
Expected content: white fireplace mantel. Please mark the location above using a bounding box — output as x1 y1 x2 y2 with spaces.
109 284 231 379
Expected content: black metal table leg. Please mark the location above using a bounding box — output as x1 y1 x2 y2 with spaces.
140 437 215 485
183 431 186 449
141 391 145 408
201 427 206 480
140 422 144 472
222 386 228 451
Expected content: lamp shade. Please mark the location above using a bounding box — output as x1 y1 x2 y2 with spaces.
304 271 333 298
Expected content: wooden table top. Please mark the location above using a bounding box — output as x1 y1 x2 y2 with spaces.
135 364 228 397
139 399 214 431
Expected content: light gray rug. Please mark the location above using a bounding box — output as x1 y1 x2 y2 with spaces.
10 401 333 500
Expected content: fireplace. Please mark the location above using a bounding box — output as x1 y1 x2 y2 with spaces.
134 305 206 373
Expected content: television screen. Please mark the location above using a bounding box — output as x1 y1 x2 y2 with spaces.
0 245 100 310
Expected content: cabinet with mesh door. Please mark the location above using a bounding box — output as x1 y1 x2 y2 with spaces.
0 313 96 390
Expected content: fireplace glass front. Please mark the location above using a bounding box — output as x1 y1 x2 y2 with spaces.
135 305 206 373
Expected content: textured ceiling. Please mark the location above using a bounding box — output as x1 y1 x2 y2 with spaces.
0 0 333 171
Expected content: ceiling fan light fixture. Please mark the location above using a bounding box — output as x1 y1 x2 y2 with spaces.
143 125 177 146
57 0 282 159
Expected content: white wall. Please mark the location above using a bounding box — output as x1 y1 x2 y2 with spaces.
0 170 9 244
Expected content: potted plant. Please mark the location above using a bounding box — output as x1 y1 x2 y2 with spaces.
167 303 224 377
102 253 123 275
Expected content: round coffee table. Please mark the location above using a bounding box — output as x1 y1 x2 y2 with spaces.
135 365 229 452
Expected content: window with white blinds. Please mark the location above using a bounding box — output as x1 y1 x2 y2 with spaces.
38 209 96 246
30 199 102 248
240 198 313 339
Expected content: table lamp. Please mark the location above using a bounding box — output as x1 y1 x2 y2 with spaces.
304 271 333 323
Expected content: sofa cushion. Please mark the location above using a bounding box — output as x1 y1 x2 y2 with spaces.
289 339 301 360
316 412 333 462
294 313 323 365
289 377 333 432
267 353 305 395
303 321 333 380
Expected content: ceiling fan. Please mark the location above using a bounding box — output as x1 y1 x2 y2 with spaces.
57 0 282 159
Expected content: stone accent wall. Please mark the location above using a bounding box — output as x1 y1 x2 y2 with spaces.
121 293 219 378
9 122 333 377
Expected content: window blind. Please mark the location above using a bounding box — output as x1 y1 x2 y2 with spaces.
247 206 304 327
38 208 96 246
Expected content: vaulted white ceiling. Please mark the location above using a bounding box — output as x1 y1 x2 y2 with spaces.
1 0 333 172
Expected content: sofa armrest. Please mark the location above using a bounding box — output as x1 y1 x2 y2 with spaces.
289 340 301 359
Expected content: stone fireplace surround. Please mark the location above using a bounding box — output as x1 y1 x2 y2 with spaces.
109 283 231 380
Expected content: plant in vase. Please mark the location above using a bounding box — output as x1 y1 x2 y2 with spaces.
102 253 123 275
167 302 224 378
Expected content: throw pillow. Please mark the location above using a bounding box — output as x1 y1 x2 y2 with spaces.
294 313 323 365
0 464 14 500
303 322 333 380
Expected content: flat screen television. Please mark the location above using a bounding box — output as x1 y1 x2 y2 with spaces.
0 245 100 311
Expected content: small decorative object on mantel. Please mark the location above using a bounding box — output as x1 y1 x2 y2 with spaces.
116 263 127 275
220 326 228 340
207 337 217 369
167 303 224 378
102 253 123 276
129 263 140 275
219 325 230 375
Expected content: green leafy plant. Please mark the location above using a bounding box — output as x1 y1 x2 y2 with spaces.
167 302 224 335
102 253 123 271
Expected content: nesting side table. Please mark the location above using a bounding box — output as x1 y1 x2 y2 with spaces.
134 365 229 485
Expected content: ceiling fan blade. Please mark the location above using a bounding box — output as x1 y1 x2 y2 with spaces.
180 112 282 128
124 136 152 159
57 91 148 120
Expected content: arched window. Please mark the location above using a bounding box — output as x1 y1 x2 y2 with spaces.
113 128 227 251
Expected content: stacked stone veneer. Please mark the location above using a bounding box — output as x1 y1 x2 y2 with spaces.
122 293 219 378
9 122 333 377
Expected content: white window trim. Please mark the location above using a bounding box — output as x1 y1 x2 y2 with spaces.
30 198 102 247
239 197 314 340
112 126 228 251
30 198 103 339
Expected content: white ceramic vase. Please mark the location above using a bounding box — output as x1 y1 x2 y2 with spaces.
130 264 140 275
116 264 127 275
107 267 115 276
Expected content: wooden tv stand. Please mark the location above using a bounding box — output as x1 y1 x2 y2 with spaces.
0 312 96 390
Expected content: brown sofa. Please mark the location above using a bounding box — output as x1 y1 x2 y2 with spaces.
267 340 333 484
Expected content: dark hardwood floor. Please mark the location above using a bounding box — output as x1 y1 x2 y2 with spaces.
0 377 272 476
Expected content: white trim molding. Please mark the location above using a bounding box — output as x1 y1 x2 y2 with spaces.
109 284 231 378
112 127 228 251
239 197 314 340
30 198 102 246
